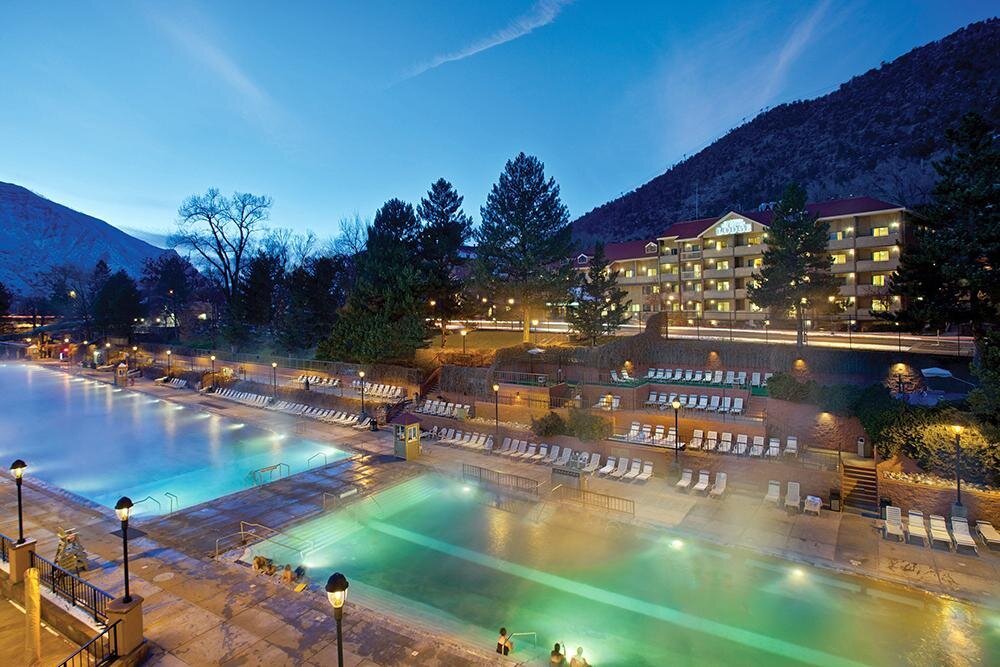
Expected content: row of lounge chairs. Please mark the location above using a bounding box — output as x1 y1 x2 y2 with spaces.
643 391 744 414
592 395 622 410
676 470 727 498
619 422 682 448
414 400 471 418
690 431 798 458
762 480 818 513
610 369 636 383
350 380 404 400
156 376 188 389
595 456 654 482
435 429 494 451
214 388 270 407
297 374 341 387
883 507 999 554
266 401 372 430
643 368 773 387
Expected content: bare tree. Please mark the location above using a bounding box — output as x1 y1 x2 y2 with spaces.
330 213 369 256
169 189 271 305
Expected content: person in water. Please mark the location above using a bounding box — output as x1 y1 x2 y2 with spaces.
496 628 513 655
550 642 567 665
570 646 590 667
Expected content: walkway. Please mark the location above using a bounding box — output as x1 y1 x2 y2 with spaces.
0 596 78 667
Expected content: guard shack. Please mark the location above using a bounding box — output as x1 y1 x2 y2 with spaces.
391 413 422 460
115 362 129 387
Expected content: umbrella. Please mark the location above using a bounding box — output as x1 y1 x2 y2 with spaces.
527 348 545 355
920 367 952 378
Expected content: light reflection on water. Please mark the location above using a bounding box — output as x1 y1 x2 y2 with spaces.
0 365 348 514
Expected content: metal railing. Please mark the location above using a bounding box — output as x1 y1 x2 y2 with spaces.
29 552 113 622
165 492 179 513
493 370 550 386
248 462 290 485
553 486 635 517
58 620 119 667
0 531 11 563
462 463 540 496
307 452 328 468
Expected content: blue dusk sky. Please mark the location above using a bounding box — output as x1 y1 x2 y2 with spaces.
0 1 994 244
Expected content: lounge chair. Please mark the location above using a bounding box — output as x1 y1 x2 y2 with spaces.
692 470 710 494
730 397 744 415
764 480 780 504
652 425 665 444
784 436 798 457
784 482 801 512
882 506 904 541
720 396 732 412
804 496 821 515
688 429 704 449
693 371 703 383
951 517 978 554
623 459 642 481
735 371 747 386
707 395 720 412
733 434 748 455
582 453 601 473
627 421 641 441
656 393 669 409
639 424 652 443
704 431 718 451
496 437 512 455
976 521 1000 550
609 457 630 479
675 469 693 491
517 445 538 461
597 456 616 476
724 370 735 385
645 368 657 379
696 395 708 410
751 372 761 387
644 391 658 406
906 510 929 546
683 370 694 382
530 445 548 462
636 462 654 482
554 448 572 466
709 472 727 499
929 515 954 550
765 438 780 458
542 445 560 464
712 371 723 384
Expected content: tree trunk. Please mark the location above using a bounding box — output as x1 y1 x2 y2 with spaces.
522 307 531 344
796 305 804 349
439 319 447 348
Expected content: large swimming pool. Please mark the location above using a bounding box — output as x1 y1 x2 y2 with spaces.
0 365 348 514
253 475 999 666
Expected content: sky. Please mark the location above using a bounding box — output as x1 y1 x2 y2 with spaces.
0 1 994 246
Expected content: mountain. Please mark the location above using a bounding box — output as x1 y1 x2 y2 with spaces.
0 182 172 296
573 18 1000 243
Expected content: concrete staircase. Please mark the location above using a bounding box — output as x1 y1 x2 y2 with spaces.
842 462 879 516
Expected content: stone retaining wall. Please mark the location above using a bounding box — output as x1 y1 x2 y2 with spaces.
878 474 1000 526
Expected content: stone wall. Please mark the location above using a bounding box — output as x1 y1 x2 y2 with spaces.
878 472 1000 526
764 398 867 452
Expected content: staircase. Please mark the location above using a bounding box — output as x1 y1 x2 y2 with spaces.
842 462 879 516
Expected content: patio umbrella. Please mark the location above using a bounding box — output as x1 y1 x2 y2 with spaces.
527 347 544 375
920 367 952 378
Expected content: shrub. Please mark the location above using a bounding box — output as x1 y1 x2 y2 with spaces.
567 408 611 442
766 372 814 402
531 411 567 437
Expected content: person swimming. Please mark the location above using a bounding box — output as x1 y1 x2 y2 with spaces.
496 627 513 655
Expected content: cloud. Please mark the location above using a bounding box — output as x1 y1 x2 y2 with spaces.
759 0 832 101
399 0 574 82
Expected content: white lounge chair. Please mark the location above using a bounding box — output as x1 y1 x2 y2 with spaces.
675 469 693 491
733 434 748 456
751 372 762 387
730 397 744 415
951 517 978 554
784 436 798 457
609 457 630 479
542 445 560 464
704 431 718 451
707 395 720 412
929 515 954 550
784 482 801 512
765 438 780 458
636 462 654 482
553 448 572 466
883 506 904 541
692 470 710 494
530 445 548 462
688 429 703 450
906 510 929 546
709 472 727 499
976 521 1000 550
582 453 601 474
597 456 616 476
623 459 642 481
764 480 780 504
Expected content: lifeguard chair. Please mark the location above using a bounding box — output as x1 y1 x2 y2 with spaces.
391 413 422 460
115 362 129 387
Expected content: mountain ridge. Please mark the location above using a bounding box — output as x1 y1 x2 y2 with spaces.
572 18 1000 243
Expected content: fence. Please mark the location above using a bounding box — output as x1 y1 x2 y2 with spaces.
57 621 120 667
553 485 635 517
29 552 113 623
0 531 11 563
462 463 541 496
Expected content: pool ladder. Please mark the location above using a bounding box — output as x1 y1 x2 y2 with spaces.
248 462 290 486
307 452 328 468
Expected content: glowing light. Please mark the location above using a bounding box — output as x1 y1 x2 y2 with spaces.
670 539 684 550
790 568 806 580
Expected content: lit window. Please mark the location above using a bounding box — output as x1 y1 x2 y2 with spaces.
872 227 889 237
716 302 731 312
631 303 641 312
832 254 847 265
872 274 886 286
716 281 731 291
871 299 890 312
716 260 730 270
751 258 763 268
830 230 846 241
624 269 634 278
646 267 657 277
872 250 890 262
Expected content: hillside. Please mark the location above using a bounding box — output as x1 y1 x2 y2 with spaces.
0 182 171 296
573 18 1000 243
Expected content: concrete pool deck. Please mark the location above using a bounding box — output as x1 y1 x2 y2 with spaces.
2 362 998 666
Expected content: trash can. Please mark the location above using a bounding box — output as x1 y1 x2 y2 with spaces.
830 488 841 512
857 436 870 458
879 497 891 519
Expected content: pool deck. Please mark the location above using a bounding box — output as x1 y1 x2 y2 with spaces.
3 362 999 666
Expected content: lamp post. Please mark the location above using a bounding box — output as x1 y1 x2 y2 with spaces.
671 399 681 465
210 355 216 389
115 496 134 603
531 319 539 345
460 329 468 354
272 362 278 397
492 383 500 445
763 319 770 345
358 370 366 415
10 459 27 544
952 425 963 509
895 321 902 353
326 572 350 667
848 319 854 350
166 349 172 374
430 299 444 348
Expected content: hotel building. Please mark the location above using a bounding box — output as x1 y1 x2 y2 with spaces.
575 196 913 327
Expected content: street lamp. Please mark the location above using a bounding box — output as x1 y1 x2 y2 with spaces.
166 349 172 374
671 399 681 465
272 362 278 396
325 572 350 667
531 319 540 344
460 329 468 354
492 383 500 445
848 319 855 350
952 425 963 509
895 321 902 353
210 355 216 389
358 370 366 415
10 459 27 544
764 319 770 345
115 496 134 603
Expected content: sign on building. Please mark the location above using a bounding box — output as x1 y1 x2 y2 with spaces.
715 218 752 236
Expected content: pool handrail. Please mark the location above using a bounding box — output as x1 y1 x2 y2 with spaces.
132 495 162 514
307 452 328 468
164 492 179 514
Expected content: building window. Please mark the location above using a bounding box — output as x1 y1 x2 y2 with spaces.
832 253 847 265
830 230 846 241
872 274 887 286
631 304 641 312
624 269 634 277
716 260 730 270
646 267 657 277
872 226 889 237
751 257 763 268
715 301 731 312
746 234 764 246
872 250 890 262
577 254 589 265
871 298 890 313
645 242 657 254
716 281 731 291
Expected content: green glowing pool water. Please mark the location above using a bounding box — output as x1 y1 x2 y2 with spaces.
252 476 999 666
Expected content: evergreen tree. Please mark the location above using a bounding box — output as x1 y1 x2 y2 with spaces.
275 255 348 353
417 178 473 346
567 242 632 346
0 280 12 334
475 152 573 342
969 331 1000 425
140 254 203 336
93 270 146 339
889 112 1000 336
318 199 430 363
747 183 838 347
241 249 286 331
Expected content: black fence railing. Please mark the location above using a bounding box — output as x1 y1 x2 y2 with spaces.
58 620 119 667
0 531 11 563
30 552 113 623
553 485 635 517
462 463 541 496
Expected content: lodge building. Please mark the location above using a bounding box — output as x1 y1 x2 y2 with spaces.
575 196 913 327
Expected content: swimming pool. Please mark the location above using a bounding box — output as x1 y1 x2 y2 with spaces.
0 365 348 514
253 475 998 666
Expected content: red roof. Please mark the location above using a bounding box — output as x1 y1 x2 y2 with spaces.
392 413 422 426
659 217 718 239
577 239 657 265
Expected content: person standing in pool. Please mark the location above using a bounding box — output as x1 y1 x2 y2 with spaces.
496 628 513 655
570 647 589 667
550 643 567 665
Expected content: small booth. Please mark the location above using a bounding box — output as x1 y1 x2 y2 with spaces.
115 362 129 387
391 413 422 460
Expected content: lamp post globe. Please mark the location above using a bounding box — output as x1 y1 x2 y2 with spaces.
10 459 27 544
115 496 135 603
325 572 350 667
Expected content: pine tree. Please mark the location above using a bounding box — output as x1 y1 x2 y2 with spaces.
889 112 1000 336
93 270 146 340
475 152 573 342
0 281 12 334
748 183 838 347
417 179 472 347
567 242 632 346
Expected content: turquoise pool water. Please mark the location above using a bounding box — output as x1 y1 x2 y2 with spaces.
0 365 348 514
254 475 999 666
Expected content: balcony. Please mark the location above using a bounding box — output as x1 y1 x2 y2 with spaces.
734 266 756 278
830 262 853 274
703 290 734 300
703 267 734 280
828 237 854 251
734 288 747 299
734 244 764 257
680 271 702 281
702 246 732 259
855 232 900 249
856 258 899 272
679 250 702 261
855 284 891 297
659 273 679 282
660 254 679 264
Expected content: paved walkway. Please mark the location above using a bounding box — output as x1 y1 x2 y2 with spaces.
0 596 79 666
3 363 998 667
